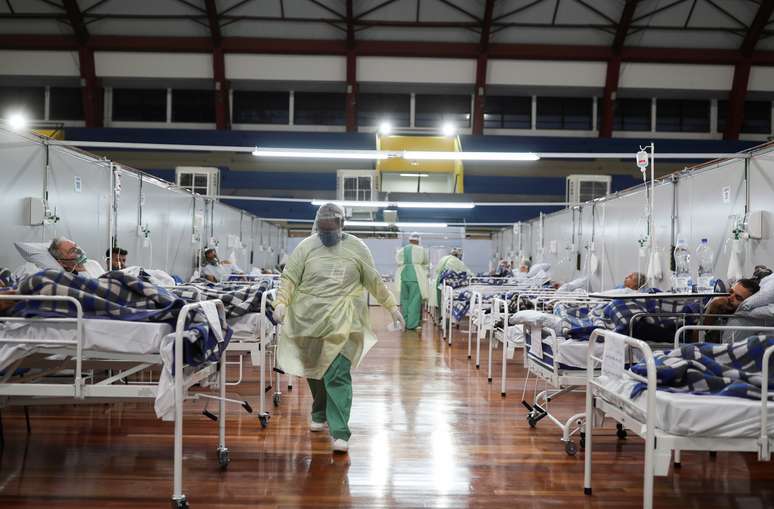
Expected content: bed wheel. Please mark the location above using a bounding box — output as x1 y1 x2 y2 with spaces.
616 424 627 440
273 393 281 407
564 441 578 456
579 432 586 449
259 414 270 429
526 415 537 428
584 487 592 496
171 496 189 509
217 447 230 469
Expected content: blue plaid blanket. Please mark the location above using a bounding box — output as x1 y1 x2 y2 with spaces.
439 269 468 289
630 335 774 400
555 295 669 339
13 269 232 369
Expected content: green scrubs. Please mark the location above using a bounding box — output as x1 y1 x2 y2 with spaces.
399 246 423 330
307 354 353 440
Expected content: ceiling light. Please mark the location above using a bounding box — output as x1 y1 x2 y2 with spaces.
441 122 457 137
406 151 540 161
378 121 392 136
253 147 388 160
7 112 28 130
399 173 429 177
311 199 391 208
396 201 475 209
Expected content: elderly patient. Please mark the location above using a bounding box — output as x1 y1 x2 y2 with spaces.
48 237 104 278
623 272 646 290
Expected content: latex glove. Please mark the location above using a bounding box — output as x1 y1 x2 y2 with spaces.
390 308 406 331
273 303 287 323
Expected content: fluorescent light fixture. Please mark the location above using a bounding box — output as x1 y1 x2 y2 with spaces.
344 220 448 228
7 112 27 130
378 121 392 136
406 151 540 161
400 173 429 177
441 122 457 137
311 199 391 208
253 147 388 160
396 201 475 209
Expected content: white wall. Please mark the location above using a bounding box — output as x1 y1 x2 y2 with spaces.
488 60 606 88
95 52 213 79
0 50 80 77
358 57 476 84
519 144 774 292
618 63 734 91
227 54 346 82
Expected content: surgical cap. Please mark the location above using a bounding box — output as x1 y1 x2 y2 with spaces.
409 232 420 242
313 202 345 233
450 247 463 258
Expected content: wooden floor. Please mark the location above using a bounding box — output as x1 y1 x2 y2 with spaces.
2 308 774 508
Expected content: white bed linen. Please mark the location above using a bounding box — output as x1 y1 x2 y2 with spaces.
227 313 263 340
598 374 774 438
0 318 172 371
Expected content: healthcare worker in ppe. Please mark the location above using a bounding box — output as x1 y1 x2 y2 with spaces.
272 203 405 453
394 232 429 331
429 247 471 311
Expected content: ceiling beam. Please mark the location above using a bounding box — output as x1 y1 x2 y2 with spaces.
345 0 357 132
600 0 638 138
4 33 774 65
63 0 102 128
205 0 229 130
725 0 774 140
62 0 88 45
472 0 495 135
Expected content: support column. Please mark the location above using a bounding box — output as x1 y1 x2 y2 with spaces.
213 46 230 130
598 55 621 138
78 47 102 128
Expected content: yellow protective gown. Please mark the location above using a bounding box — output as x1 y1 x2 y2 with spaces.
394 244 429 300
275 232 397 379
429 254 471 308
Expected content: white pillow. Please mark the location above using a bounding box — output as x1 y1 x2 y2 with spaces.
760 273 774 289
14 242 60 270
738 283 774 312
558 276 588 292
527 263 551 277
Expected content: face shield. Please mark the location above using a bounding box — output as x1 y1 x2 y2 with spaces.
450 247 463 260
313 202 345 247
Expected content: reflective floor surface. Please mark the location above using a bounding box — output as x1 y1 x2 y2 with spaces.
2 308 774 507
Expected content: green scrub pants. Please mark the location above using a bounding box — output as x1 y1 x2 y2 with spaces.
307 354 353 441
401 279 422 330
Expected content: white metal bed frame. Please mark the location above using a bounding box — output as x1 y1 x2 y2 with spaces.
0 295 233 509
584 325 774 509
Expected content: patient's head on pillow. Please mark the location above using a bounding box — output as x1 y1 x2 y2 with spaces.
729 278 760 311
48 237 88 273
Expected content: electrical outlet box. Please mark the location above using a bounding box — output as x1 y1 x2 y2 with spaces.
25 197 45 226
748 210 765 240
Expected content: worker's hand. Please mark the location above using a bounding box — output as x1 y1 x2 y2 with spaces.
273 303 287 323
390 308 406 331
707 296 733 315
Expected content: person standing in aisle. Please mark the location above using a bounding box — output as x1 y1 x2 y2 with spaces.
394 232 430 331
272 203 405 453
429 247 471 313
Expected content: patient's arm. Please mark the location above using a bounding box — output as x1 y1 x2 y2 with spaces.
0 289 17 314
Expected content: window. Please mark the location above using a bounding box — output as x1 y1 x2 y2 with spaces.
233 90 289 124
337 171 373 202
49 87 84 121
612 98 651 131
0 86 45 119
175 167 220 197
484 96 531 129
294 92 345 125
656 99 709 132
172 89 214 123
113 88 166 122
536 97 593 130
415 94 471 128
357 93 410 127
717 100 771 134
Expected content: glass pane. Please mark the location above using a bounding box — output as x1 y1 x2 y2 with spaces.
233 90 289 124
615 98 650 131
179 174 192 187
344 189 357 200
485 96 531 129
344 177 356 190
743 100 771 134
294 92 345 125
536 97 563 129
49 87 84 120
172 89 215 123
113 88 166 122
357 176 371 189
194 175 208 187
415 94 471 127
357 93 410 127
0 86 45 119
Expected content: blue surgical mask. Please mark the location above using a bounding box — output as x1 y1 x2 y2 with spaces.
319 231 341 247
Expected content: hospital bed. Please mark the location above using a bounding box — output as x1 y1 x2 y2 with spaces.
0 294 235 508
584 325 774 509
